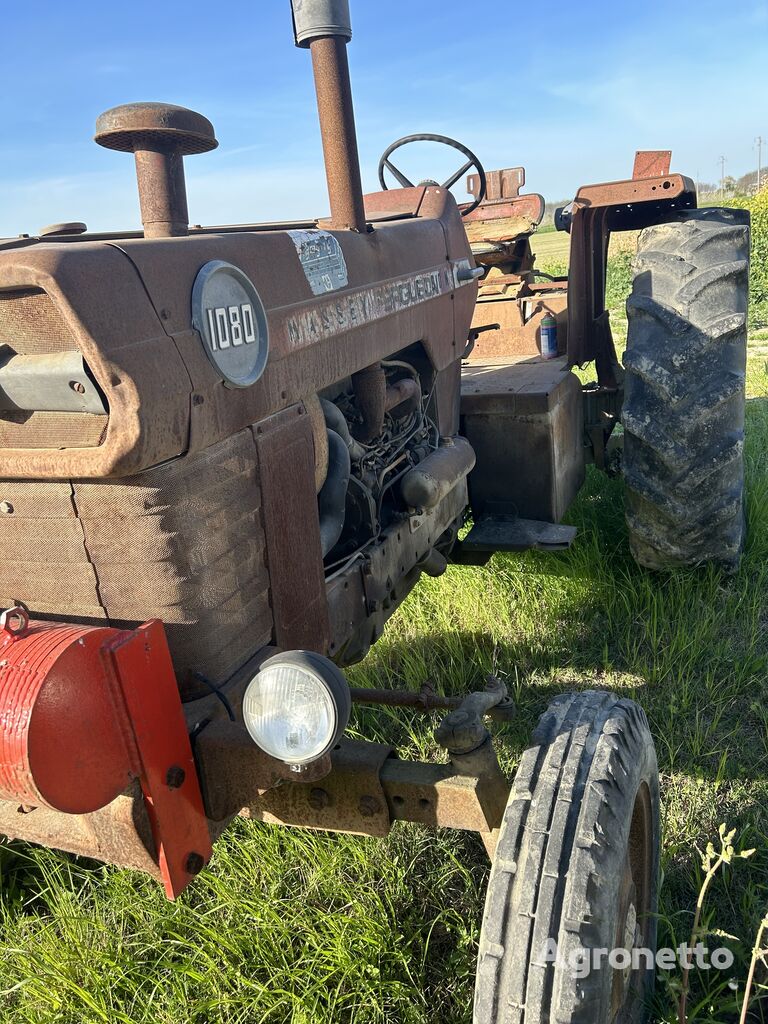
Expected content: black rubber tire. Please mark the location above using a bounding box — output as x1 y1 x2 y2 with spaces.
474 691 660 1024
622 207 750 572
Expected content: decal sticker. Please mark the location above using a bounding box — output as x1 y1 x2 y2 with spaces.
287 229 349 295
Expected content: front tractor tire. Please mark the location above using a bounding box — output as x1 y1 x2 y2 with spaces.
474 691 660 1024
622 208 750 572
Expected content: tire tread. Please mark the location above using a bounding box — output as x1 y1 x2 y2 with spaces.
622 208 750 571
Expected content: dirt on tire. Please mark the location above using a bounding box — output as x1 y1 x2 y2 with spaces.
622 207 750 572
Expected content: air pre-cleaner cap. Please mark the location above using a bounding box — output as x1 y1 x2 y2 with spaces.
291 0 352 47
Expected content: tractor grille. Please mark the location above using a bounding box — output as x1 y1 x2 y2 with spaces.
0 288 74 354
0 288 108 449
0 428 273 699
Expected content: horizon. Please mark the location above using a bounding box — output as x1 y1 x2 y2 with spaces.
1 0 766 236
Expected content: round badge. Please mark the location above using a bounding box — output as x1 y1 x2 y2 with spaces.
191 260 269 388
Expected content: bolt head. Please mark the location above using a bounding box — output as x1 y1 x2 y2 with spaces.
358 795 382 818
308 788 331 811
185 852 205 876
165 765 186 789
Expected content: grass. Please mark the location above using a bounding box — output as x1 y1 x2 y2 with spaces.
529 228 570 265
1 256 767 1023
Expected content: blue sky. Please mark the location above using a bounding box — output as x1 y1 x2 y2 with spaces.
1 0 766 236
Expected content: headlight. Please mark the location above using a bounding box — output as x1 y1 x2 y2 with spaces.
242 651 351 768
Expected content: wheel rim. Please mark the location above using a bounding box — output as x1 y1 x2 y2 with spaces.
611 781 654 1022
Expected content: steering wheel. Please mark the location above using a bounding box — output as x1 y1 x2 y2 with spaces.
378 133 487 216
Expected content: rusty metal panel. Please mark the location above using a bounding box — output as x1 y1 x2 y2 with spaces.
0 411 108 449
633 150 672 179
461 357 585 522
254 403 330 654
0 428 273 699
133 210 465 459
566 169 696 377
362 186 427 220
77 428 272 698
468 167 525 201
571 171 692 210
469 285 568 361
0 784 161 877
0 244 191 478
0 184 474 479
244 738 393 837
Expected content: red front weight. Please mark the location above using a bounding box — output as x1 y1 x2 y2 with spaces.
0 615 211 898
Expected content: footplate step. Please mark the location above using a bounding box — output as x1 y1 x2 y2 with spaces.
456 515 577 563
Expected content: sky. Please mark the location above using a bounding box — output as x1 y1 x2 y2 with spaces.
1 0 767 236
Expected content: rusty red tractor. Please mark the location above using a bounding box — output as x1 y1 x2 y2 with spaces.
0 1 750 1021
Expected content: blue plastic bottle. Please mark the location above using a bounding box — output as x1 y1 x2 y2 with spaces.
540 313 558 360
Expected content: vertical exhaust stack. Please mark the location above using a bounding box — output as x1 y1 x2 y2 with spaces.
292 0 368 233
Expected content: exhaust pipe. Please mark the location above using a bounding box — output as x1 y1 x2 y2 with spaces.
292 0 368 233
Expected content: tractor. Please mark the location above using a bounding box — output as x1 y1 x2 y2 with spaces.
0 1 749 1021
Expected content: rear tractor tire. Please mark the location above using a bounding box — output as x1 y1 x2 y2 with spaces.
474 690 660 1024
622 207 750 572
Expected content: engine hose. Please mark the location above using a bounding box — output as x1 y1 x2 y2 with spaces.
320 397 366 462
319 429 351 557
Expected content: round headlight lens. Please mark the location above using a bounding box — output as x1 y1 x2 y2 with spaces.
242 651 351 766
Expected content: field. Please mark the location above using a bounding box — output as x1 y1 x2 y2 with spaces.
1 223 767 1023
530 222 640 272
529 223 570 265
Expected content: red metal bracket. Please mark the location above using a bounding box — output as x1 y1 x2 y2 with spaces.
103 620 212 899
